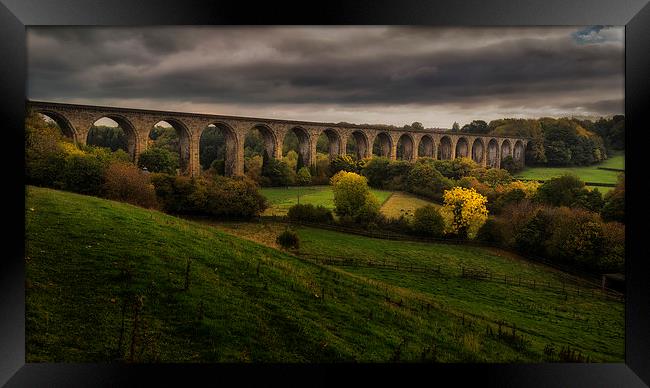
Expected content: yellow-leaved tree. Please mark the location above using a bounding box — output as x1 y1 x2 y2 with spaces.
330 171 380 224
440 187 488 239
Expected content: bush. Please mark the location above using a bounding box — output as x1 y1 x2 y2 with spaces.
286 203 334 223
60 154 107 196
475 218 503 244
411 205 445 237
361 157 391 187
276 229 300 250
102 161 158 208
151 174 267 219
137 147 179 174
601 175 624 223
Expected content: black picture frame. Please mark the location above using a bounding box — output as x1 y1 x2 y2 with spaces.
1 1 648 386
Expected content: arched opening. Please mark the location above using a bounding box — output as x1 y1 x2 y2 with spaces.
513 140 525 164
316 128 341 159
438 136 452 160
87 115 136 160
500 140 512 161
283 126 310 172
396 133 415 161
487 138 499 168
146 120 190 175
33 111 77 141
471 138 485 164
244 124 277 181
417 135 434 158
455 137 469 159
372 132 392 158
199 122 238 176
347 130 369 160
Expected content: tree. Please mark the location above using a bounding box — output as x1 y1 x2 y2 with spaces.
411 122 424 130
137 147 179 174
330 171 380 224
451 122 460 132
411 205 445 237
601 174 625 222
440 187 488 239
406 162 452 202
330 154 359 175
296 166 312 186
535 174 587 207
460 120 489 134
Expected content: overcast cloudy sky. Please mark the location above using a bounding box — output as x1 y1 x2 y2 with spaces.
27 26 624 128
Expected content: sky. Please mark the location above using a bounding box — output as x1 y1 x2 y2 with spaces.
27 26 624 129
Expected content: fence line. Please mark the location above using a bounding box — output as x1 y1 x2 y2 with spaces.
297 252 624 302
272 218 615 289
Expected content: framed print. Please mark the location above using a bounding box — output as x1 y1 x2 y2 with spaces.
1 0 649 386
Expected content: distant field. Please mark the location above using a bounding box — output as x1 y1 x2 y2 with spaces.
514 151 624 186
380 192 440 219
260 185 392 216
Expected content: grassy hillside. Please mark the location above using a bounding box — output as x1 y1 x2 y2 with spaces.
26 187 623 362
202 221 624 363
260 185 392 216
514 151 624 186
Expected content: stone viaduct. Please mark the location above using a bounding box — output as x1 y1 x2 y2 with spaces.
27 100 530 176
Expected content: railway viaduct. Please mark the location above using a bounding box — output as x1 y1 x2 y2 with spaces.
27 100 530 177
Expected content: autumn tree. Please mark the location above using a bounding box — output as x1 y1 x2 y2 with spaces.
440 187 488 239
330 171 380 224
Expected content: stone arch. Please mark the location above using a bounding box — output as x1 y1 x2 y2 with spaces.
348 130 370 160
318 128 342 158
284 126 311 166
148 119 191 175
418 135 435 158
471 138 485 164
500 139 512 160
199 121 239 176
372 132 393 158
513 140 525 164
396 133 415 160
455 137 469 159
33 110 78 142
88 114 138 161
438 135 453 160
487 138 499 168
249 123 278 159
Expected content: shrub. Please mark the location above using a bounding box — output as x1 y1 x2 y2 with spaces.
137 147 179 174
276 229 300 250
287 203 334 223
411 205 445 237
151 174 266 219
361 157 391 187
479 168 513 187
475 218 503 244
60 153 107 196
102 161 158 208
500 155 523 173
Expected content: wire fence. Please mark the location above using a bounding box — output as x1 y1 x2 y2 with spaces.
296 252 624 302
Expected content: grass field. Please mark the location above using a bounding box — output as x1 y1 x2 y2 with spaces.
26 186 623 362
260 185 393 216
514 152 624 191
380 192 440 219
203 220 625 363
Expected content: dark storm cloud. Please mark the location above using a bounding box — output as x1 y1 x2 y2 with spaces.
27 26 624 125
